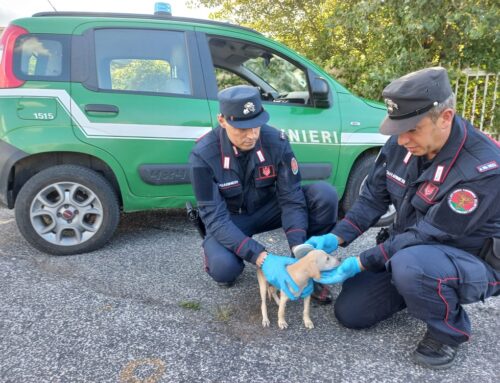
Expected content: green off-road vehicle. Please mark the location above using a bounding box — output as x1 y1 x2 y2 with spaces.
0 9 391 255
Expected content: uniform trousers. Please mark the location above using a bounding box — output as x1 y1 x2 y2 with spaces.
202 181 338 283
334 244 500 346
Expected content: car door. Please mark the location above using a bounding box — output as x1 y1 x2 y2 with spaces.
69 22 212 204
195 30 342 183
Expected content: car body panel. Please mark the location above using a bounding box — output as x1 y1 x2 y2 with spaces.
0 13 387 212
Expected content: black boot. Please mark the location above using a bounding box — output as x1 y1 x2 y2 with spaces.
217 280 235 288
311 282 332 305
412 330 458 370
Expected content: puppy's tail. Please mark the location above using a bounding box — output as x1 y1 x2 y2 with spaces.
267 286 280 305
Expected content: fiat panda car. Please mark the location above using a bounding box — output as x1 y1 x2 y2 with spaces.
0 11 390 255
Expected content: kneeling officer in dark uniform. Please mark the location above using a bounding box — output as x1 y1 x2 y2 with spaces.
189 85 338 303
309 67 500 369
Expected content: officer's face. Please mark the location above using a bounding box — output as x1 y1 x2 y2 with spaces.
219 115 261 151
397 109 454 160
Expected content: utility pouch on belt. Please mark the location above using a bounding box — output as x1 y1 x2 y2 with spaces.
376 227 390 245
478 237 500 271
186 201 206 239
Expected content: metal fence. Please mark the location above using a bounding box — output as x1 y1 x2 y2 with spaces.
454 68 499 139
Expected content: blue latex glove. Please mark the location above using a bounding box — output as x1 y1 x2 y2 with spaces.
261 253 303 300
314 256 361 284
305 233 339 253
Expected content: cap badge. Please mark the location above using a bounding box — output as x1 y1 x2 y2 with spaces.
384 98 399 114
243 102 256 115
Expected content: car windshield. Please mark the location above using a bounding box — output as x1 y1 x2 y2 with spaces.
242 54 308 94
208 36 309 100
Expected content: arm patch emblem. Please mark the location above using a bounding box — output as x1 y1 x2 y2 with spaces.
447 188 478 214
291 157 299 175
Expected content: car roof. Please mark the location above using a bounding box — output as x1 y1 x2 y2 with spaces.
32 12 261 35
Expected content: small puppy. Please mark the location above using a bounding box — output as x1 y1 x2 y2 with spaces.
256 249 339 329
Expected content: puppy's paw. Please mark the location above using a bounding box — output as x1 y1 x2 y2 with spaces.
278 320 288 330
262 318 270 327
304 319 314 329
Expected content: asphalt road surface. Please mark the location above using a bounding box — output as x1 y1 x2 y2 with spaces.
0 207 498 383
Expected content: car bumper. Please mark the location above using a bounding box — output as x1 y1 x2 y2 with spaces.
0 140 28 208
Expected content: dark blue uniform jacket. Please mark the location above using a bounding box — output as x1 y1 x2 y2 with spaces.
189 125 308 264
333 115 500 271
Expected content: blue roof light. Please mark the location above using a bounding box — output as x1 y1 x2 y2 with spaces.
154 2 172 16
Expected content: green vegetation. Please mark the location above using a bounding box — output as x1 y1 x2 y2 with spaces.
191 0 499 134
179 300 201 310
111 59 172 92
215 304 233 322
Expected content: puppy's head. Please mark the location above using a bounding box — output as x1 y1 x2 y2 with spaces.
311 250 340 271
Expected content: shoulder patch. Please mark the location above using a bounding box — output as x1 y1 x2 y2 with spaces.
290 157 299 175
447 188 478 214
477 161 498 173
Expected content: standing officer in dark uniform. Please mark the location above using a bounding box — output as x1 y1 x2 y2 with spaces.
308 67 500 369
189 85 338 303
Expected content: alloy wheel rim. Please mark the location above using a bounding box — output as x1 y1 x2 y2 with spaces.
29 182 104 246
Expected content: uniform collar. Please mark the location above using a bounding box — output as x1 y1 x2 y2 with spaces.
415 115 467 184
218 126 268 172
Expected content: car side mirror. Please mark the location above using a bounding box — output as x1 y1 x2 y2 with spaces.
310 76 331 108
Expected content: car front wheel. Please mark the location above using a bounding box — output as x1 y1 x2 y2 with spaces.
341 153 396 227
15 165 120 255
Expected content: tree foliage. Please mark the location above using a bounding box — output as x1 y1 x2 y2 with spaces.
190 0 499 132
111 59 172 92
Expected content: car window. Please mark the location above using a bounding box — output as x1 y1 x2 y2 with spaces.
243 54 308 94
208 36 310 105
94 29 192 95
13 34 70 80
215 67 252 90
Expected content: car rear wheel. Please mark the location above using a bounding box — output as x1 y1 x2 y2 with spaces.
341 153 396 227
15 165 120 255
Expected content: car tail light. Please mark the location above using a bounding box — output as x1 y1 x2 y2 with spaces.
0 24 29 88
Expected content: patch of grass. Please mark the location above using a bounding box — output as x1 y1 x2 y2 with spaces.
99 304 113 312
215 305 233 322
179 301 201 310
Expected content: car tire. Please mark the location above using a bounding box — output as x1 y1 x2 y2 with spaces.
15 165 120 255
341 153 396 227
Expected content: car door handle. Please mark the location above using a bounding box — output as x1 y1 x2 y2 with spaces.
84 104 119 114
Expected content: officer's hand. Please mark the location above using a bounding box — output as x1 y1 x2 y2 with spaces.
261 253 302 300
314 256 361 284
305 233 339 253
